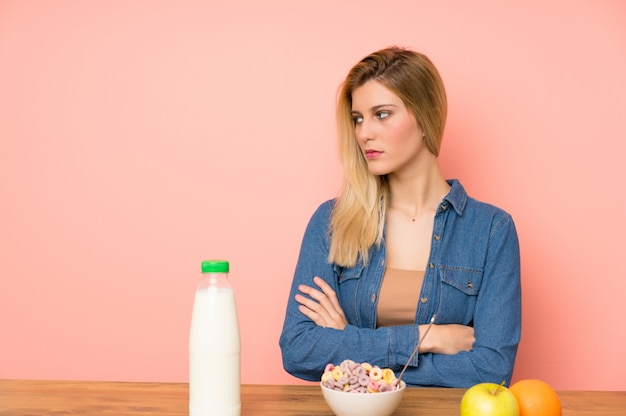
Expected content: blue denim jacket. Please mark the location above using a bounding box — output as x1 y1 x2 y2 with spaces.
279 180 521 388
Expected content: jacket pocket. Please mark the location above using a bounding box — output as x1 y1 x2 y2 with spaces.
334 264 365 324
437 266 484 324
335 263 365 284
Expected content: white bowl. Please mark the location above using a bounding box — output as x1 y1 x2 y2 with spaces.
320 380 406 416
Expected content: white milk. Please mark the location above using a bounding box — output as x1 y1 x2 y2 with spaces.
189 286 240 416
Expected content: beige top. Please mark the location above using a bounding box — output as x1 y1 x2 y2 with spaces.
376 268 425 327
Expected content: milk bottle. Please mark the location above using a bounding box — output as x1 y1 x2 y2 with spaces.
189 260 240 416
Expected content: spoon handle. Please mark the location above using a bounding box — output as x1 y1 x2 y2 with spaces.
398 314 437 383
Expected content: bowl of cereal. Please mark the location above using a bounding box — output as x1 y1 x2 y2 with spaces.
320 360 406 416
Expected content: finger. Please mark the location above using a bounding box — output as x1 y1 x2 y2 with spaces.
297 303 325 327
299 283 332 306
295 292 332 325
297 280 347 328
302 285 341 323
297 284 322 298
294 293 324 314
313 277 346 320
295 293 326 324
295 289 347 330
297 285 333 315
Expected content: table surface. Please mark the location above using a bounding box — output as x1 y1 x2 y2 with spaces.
1 380 625 415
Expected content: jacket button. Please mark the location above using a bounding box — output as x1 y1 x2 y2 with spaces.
371 294 376 303
421 297 428 304
434 234 441 241
441 204 447 210
467 281 473 288
429 263 434 269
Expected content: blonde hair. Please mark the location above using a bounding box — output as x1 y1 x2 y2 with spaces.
328 47 448 267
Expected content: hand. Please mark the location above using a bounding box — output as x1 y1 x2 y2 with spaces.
295 276 348 330
418 324 475 355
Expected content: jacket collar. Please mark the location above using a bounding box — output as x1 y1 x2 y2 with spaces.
443 179 467 216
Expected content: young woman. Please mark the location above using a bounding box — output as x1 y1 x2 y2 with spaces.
279 47 521 388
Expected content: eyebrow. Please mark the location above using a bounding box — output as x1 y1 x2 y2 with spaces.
352 104 399 114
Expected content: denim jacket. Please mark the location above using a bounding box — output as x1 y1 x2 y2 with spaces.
279 180 521 388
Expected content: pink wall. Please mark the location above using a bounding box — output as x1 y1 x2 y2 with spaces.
1 1 625 390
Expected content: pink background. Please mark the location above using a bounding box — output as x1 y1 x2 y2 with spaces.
1 1 625 390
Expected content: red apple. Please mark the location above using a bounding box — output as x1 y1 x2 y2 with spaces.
460 382 520 416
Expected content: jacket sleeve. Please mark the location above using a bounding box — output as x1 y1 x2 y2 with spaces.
398 213 522 387
279 201 420 381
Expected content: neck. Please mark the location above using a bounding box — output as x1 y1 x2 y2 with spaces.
387 162 449 219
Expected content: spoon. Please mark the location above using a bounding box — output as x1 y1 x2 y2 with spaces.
397 314 437 383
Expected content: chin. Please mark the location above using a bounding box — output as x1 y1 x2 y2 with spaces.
365 163 390 176
368 168 392 177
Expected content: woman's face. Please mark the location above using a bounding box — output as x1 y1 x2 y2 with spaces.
351 80 427 177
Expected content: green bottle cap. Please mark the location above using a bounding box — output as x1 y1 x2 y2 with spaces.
201 260 229 273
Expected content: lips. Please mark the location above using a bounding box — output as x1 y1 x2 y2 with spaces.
365 149 383 159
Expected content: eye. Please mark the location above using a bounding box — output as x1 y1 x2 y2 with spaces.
352 115 364 125
376 111 391 120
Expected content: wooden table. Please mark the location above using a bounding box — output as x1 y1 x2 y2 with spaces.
1 379 625 415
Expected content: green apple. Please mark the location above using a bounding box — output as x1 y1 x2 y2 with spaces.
460 382 519 416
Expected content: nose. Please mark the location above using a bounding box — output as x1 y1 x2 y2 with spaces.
355 118 374 143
